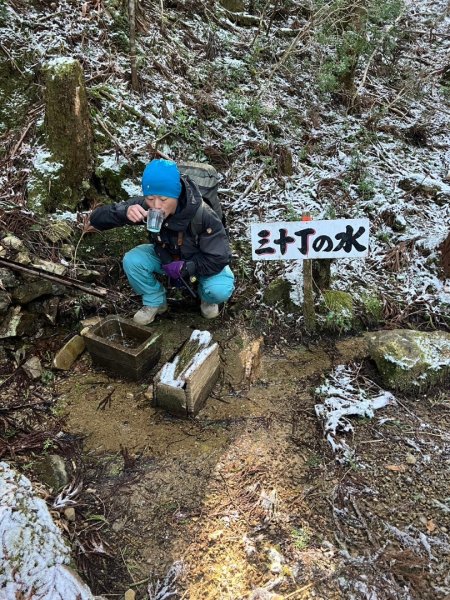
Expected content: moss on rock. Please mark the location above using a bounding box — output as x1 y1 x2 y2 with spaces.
95 155 134 201
263 277 292 306
0 57 37 137
367 329 450 391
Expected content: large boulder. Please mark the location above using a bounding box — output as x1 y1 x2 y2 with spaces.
367 329 450 391
0 462 95 599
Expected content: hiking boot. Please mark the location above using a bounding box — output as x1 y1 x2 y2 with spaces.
133 304 167 326
200 302 219 319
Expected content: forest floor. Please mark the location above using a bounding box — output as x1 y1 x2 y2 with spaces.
4 308 449 600
1 0 450 598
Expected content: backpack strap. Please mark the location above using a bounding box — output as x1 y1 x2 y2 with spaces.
190 201 205 242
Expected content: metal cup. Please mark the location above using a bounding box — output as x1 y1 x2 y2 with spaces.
146 208 164 233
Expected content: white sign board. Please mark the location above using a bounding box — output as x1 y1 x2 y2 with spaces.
251 218 370 261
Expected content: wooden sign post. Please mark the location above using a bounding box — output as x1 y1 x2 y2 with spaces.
301 213 315 333
250 217 370 332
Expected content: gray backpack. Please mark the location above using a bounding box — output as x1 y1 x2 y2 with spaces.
178 161 225 236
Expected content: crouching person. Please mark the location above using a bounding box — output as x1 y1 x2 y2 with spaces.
89 159 235 325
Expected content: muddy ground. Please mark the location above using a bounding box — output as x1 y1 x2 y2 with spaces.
5 307 444 600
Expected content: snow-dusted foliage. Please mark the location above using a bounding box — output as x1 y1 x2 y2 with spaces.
0 462 94 600
315 365 395 461
1 0 449 326
147 561 184 600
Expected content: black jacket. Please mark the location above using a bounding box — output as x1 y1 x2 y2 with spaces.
90 175 231 277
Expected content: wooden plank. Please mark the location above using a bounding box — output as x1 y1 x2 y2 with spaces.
185 345 220 415
153 380 188 417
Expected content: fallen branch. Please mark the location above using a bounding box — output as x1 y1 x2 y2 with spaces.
0 257 117 299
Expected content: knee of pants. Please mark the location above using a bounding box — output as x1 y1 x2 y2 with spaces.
201 277 235 304
123 245 158 275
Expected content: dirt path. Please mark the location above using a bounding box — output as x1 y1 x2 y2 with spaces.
55 328 449 600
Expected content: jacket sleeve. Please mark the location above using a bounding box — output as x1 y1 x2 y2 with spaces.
89 196 146 231
185 206 231 277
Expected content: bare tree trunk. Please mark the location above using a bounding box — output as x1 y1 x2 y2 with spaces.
128 0 138 90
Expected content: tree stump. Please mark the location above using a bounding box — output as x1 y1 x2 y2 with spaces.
42 57 93 212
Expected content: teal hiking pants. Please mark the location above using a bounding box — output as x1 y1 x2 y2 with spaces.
123 244 235 307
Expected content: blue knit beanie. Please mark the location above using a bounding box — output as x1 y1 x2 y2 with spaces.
141 159 181 199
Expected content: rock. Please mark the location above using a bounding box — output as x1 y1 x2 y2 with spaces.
406 453 417 465
267 546 283 574
124 590 136 600
0 307 37 338
220 0 245 12
15 251 32 264
321 290 354 333
249 590 283 600
11 278 54 304
64 507 76 522
80 316 102 329
95 154 131 201
1 234 23 250
32 258 67 276
263 277 292 306
367 329 450 391
335 336 370 363
0 267 19 288
53 335 86 370
61 243 75 259
43 220 73 243
23 356 43 380
75 268 101 283
0 246 5 257
0 462 95 599
0 290 11 315
34 454 69 491
28 296 60 324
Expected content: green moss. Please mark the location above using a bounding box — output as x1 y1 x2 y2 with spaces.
42 58 93 212
263 278 292 306
77 224 147 269
94 156 134 201
321 290 354 333
367 330 450 391
0 58 36 136
360 292 384 327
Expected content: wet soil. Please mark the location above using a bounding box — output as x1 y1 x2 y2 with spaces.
4 313 449 600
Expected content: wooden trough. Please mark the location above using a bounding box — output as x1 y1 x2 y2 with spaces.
83 315 161 380
153 330 220 417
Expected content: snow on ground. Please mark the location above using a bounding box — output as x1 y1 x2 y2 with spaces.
315 364 396 462
1 0 449 324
